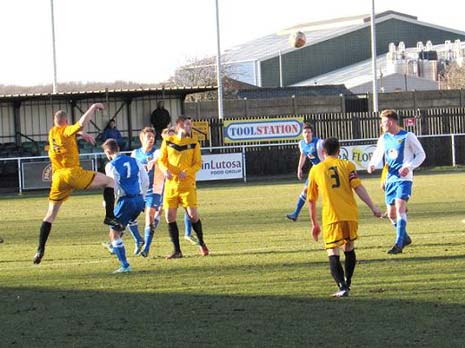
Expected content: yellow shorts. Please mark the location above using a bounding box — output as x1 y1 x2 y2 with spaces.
49 167 95 202
163 183 198 209
323 221 358 249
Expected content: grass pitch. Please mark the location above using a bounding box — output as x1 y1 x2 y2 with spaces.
0 172 464 347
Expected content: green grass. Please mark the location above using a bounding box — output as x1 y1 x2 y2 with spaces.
1 173 465 347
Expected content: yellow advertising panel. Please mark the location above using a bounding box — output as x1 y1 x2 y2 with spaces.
223 117 304 143
192 121 210 142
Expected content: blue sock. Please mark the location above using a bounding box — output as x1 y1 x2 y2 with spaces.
128 221 143 244
293 193 306 216
111 239 129 268
184 213 192 237
143 225 154 253
395 213 407 247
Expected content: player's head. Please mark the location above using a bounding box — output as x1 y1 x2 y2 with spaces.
322 137 340 157
102 138 120 160
380 109 399 133
54 110 68 127
139 127 155 148
302 123 314 142
176 116 192 137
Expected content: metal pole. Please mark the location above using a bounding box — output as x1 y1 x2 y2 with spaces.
50 0 58 94
451 134 456 167
242 146 247 183
370 0 378 112
17 158 23 194
279 50 283 87
215 0 224 120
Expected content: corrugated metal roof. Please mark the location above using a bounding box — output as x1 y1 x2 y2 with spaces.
0 86 217 102
222 11 465 64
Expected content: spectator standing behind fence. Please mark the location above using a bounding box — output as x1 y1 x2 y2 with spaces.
150 101 171 142
103 120 127 150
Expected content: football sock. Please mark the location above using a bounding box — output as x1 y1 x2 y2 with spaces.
344 249 356 288
168 222 181 253
37 221 52 253
293 193 307 216
153 215 160 230
191 219 205 246
128 221 143 244
111 239 129 268
184 213 192 237
143 224 155 252
395 213 408 247
103 187 116 219
329 255 347 290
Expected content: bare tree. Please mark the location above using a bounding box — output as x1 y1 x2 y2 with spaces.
169 56 248 101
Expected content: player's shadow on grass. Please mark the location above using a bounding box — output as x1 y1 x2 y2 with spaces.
1 286 465 348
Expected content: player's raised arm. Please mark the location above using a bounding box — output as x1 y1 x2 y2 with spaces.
78 103 104 129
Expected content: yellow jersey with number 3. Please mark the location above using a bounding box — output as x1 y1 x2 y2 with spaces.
48 122 82 170
307 157 362 226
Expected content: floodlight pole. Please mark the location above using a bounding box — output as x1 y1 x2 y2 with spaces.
50 0 58 94
279 50 283 87
215 0 224 120
370 0 379 112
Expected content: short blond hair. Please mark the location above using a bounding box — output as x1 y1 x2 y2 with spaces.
380 109 399 122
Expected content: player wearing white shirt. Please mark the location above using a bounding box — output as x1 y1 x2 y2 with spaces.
368 110 426 254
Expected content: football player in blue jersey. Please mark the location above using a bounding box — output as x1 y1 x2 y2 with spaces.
102 139 149 273
368 109 426 254
287 123 324 221
130 127 163 257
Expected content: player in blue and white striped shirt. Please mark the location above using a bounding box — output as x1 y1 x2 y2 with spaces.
103 139 149 273
287 123 324 221
368 110 426 254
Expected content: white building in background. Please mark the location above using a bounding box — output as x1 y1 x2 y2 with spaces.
293 39 465 93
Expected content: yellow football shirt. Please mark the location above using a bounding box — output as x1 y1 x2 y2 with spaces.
48 122 82 170
158 135 202 190
307 157 362 226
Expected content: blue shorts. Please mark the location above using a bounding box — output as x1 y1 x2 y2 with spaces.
114 195 145 228
145 193 163 209
385 181 412 206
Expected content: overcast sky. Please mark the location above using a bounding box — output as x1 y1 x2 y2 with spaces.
1 0 464 86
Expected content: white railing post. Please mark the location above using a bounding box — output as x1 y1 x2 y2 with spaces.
17 158 23 194
451 134 456 167
242 146 247 183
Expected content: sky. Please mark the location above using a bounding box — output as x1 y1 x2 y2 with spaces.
1 0 465 86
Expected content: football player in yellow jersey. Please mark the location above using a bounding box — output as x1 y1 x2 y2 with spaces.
158 116 209 259
33 103 122 265
307 137 382 297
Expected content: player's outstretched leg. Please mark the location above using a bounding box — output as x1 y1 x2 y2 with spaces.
287 192 306 222
103 187 123 229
